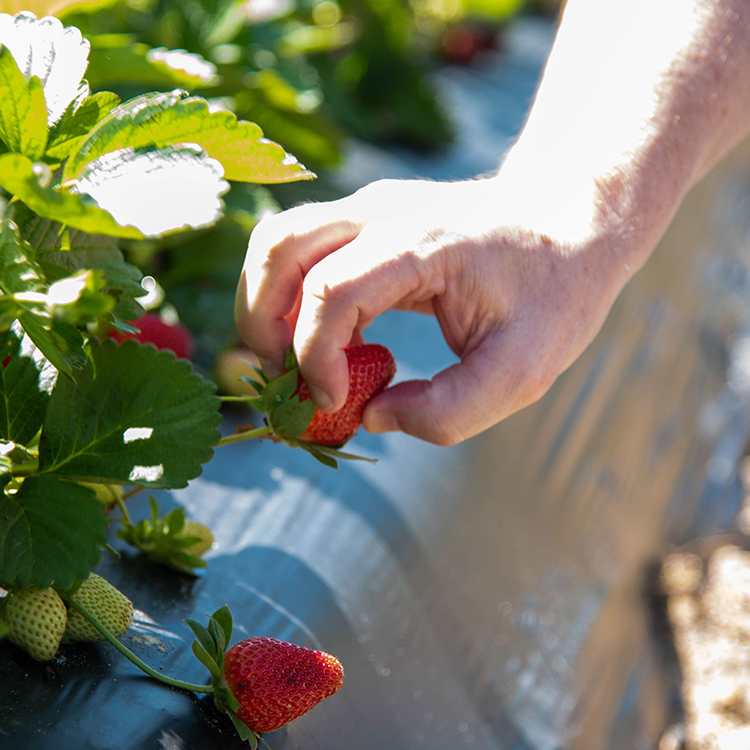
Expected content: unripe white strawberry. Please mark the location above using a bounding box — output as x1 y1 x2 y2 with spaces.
213 347 261 397
2 587 67 661
179 519 214 557
65 574 133 643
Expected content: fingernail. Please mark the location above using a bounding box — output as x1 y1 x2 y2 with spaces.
309 386 333 412
259 357 282 379
364 409 399 434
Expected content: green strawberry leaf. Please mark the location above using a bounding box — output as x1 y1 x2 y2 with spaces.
300 445 339 469
0 476 107 589
45 91 120 163
62 90 314 185
165 550 207 572
210 605 233 648
18 309 87 376
184 618 216 656
87 40 218 91
0 153 145 239
207 615 227 653
226 711 258 747
284 347 298 372
305 443 377 463
38 338 222 488
0 619 9 640
272 396 315 438
0 324 51 446
0 10 91 126
71 143 229 237
0 218 44 295
17 209 120 256
191 639 223 682
0 47 48 160
239 376 265 393
261 368 298 416
163 506 185 535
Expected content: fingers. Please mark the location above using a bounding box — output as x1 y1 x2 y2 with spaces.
362 330 554 445
290 222 443 412
234 200 365 370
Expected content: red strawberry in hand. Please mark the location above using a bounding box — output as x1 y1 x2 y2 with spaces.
243 343 396 467
297 343 396 447
109 313 195 360
223 637 344 733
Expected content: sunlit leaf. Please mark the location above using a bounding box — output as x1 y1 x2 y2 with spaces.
18 210 120 255
0 46 48 160
63 90 315 184
0 153 145 239
38 338 222 488
86 37 218 91
0 0 118 17
71 144 229 236
45 90 120 162
0 218 45 295
0 476 107 589
18 309 86 375
0 11 90 125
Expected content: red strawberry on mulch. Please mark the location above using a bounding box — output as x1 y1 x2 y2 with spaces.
108 313 195 360
223 636 344 733
186 606 344 747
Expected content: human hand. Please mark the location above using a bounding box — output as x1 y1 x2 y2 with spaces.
234 174 637 445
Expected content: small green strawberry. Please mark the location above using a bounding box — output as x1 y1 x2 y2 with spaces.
2 587 67 661
178 519 214 557
65 574 133 643
117 497 211 573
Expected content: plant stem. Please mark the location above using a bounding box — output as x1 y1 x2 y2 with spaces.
63 595 214 695
122 486 145 501
115 493 135 526
219 395 258 402
11 458 39 477
217 425 272 446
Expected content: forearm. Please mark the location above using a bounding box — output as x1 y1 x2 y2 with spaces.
499 0 750 269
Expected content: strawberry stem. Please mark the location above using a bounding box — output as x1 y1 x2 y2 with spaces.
122 486 146 501
217 425 272 446
10 458 38 477
62 596 214 695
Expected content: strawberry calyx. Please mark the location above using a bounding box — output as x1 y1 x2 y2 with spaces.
227 348 377 469
116 496 210 574
184 606 263 748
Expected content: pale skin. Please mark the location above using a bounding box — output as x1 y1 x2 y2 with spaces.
235 0 750 446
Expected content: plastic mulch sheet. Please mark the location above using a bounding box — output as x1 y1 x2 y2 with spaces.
5 16 750 750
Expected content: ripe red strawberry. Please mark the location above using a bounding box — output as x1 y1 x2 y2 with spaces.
222 636 344 733
297 344 396 446
109 313 195 360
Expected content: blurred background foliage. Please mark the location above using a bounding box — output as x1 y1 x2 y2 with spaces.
1 0 562 376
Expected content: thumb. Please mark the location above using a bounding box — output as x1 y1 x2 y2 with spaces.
362 332 551 445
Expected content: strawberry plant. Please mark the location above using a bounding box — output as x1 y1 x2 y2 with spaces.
0 9 364 744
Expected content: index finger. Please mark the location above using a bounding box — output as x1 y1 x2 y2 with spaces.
234 201 364 370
